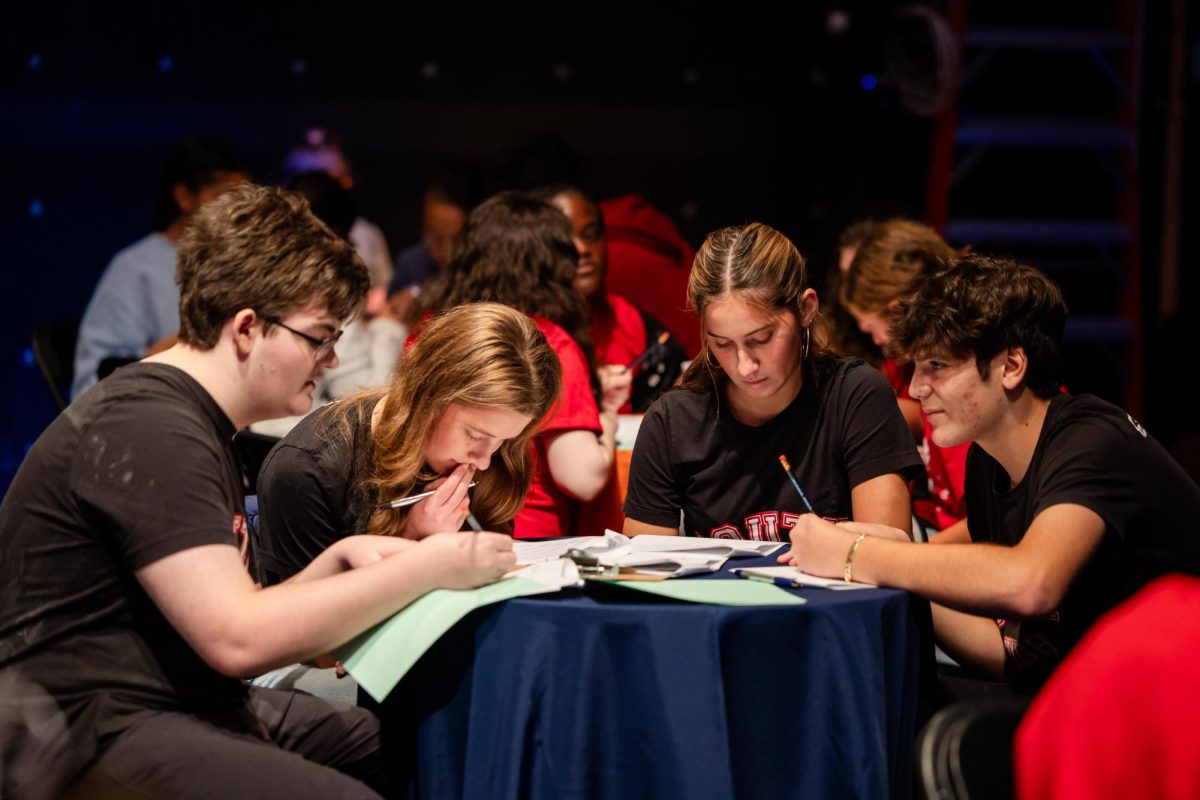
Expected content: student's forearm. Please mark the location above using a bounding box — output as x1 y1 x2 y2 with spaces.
927 517 970 544
142 539 503 678
931 603 1006 681
545 414 618 501
217 553 449 674
847 537 1047 617
286 535 417 584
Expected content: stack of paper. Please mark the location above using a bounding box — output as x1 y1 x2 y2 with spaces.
513 531 786 578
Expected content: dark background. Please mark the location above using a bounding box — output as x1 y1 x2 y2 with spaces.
2 1 1196 492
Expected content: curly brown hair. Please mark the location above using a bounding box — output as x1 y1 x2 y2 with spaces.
176 183 369 348
890 253 1068 399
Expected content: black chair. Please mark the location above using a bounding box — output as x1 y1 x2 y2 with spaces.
31 320 80 412
916 697 1030 800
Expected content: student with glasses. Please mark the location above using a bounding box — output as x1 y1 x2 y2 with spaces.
0 185 520 798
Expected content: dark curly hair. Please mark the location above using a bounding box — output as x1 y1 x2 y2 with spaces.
423 191 599 396
890 253 1067 399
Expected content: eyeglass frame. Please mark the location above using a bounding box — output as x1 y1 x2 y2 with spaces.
260 315 343 361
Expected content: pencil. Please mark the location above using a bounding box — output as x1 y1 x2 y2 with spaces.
377 481 478 510
625 331 671 372
777 455 815 513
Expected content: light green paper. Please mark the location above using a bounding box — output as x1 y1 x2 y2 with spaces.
596 579 806 606
337 577 549 702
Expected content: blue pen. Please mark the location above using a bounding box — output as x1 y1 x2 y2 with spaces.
738 572 801 590
777 455 815 513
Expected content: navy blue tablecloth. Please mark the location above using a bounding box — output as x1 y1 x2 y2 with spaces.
371 556 929 799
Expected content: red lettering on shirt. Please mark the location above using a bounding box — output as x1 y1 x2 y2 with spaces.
743 512 782 542
232 513 250 568
709 524 741 540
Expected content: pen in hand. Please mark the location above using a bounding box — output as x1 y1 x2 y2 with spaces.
377 481 478 510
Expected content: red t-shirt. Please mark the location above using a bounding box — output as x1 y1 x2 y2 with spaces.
1016 575 1200 799
590 293 647 415
513 317 603 539
600 195 701 357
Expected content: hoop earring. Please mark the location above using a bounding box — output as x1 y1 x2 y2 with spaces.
802 326 811 361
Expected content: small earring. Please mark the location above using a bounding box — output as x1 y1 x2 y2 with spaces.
802 326 811 361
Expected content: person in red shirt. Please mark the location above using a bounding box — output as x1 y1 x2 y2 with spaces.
421 192 631 537
840 219 972 532
1015 575 1200 799
599 194 702 358
542 186 686 413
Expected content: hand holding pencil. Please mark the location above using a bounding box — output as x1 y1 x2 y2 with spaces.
387 463 477 539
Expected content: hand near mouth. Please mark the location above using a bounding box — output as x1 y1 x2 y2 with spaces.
400 463 477 539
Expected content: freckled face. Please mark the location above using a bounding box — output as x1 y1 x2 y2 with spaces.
424 403 534 474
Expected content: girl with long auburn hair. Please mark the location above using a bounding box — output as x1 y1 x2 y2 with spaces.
623 222 922 541
840 218 973 534
254 302 562 584
420 191 630 538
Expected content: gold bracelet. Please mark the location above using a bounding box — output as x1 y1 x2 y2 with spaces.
843 533 866 583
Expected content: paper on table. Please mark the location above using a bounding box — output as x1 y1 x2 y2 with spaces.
616 413 642 451
513 531 629 565
610 551 727 577
596 578 806 606
733 565 876 590
338 563 579 703
513 530 782 566
628 533 784 557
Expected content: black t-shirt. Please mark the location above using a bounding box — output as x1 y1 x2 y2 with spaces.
965 393 1200 689
0 363 248 729
624 358 922 540
255 398 378 585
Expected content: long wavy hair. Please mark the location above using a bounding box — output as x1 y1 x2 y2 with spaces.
323 303 562 536
422 190 600 398
678 222 834 394
839 219 966 313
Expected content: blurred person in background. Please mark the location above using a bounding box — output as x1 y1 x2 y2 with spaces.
72 136 249 399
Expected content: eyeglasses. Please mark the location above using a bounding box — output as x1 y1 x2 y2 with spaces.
262 315 343 362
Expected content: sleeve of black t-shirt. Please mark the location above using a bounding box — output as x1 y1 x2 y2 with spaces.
622 400 684 529
837 364 924 488
71 402 239 571
255 442 346 583
1028 415 1139 543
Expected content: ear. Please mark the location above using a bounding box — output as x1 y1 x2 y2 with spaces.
884 298 904 319
171 183 198 216
998 347 1029 390
798 288 820 327
230 308 260 359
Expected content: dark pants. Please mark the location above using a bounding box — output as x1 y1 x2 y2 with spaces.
69 687 390 799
